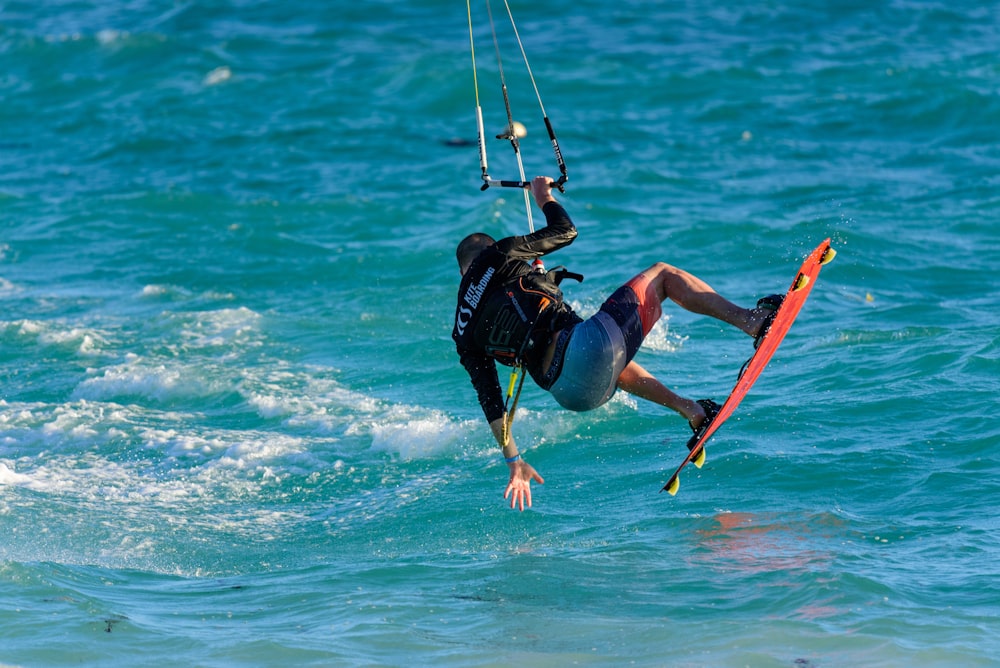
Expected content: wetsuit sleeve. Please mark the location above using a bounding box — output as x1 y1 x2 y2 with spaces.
457 348 505 424
494 201 577 261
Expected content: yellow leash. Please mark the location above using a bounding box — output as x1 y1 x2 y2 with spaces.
500 364 527 448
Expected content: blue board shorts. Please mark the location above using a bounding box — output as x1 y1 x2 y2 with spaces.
548 271 662 412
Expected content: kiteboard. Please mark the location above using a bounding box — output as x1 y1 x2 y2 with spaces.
661 238 837 496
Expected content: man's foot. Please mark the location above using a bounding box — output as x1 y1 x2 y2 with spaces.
688 398 721 438
752 294 783 349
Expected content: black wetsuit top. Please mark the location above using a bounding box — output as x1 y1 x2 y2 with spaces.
452 202 583 423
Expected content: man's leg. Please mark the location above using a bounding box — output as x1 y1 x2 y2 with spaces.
617 360 705 428
634 262 768 338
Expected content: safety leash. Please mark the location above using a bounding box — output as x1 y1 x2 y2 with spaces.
500 363 528 450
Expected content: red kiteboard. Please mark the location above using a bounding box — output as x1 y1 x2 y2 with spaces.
661 238 836 496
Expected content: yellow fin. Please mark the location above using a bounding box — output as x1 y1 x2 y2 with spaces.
693 448 706 468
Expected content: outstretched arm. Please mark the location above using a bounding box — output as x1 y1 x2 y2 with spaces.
489 417 545 511
456 351 544 510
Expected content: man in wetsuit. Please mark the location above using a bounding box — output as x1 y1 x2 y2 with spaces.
453 176 778 511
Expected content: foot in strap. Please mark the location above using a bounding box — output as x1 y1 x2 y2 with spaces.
752 294 784 350
688 398 721 440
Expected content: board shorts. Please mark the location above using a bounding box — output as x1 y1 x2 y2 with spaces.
547 271 662 412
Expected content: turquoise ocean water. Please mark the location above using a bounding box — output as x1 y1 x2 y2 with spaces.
2 1 999 665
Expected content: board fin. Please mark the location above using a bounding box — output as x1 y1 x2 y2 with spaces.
665 477 680 496
692 446 706 468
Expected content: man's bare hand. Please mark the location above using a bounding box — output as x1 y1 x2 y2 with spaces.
530 176 557 208
503 459 545 511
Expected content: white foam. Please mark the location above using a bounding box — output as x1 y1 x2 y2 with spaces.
0 399 130 453
138 426 229 459
139 285 235 303
0 461 33 486
245 369 381 432
13 319 42 336
140 284 171 297
0 354 493 534
246 392 291 419
178 306 261 349
0 398 311 507
74 357 212 402
214 433 307 470
96 29 124 45
71 307 262 402
239 366 483 461
370 411 471 460
203 66 232 86
43 327 109 356
0 456 76 493
4 319 112 357
641 316 687 353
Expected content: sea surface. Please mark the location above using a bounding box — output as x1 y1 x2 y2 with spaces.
2 1 999 666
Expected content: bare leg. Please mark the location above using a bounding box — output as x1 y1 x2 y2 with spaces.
638 262 769 337
617 360 705 428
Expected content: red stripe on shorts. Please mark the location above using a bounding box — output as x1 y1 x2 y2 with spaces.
624 272 662 337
